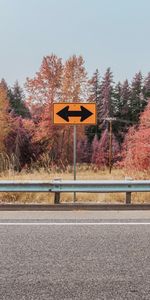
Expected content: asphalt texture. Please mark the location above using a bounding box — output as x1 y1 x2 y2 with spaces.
0 211 150 300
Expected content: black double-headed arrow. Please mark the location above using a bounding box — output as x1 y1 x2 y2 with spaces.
57 105 93 122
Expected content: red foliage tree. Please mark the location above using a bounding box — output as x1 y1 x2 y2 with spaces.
92 129 120 169
122 102 150 171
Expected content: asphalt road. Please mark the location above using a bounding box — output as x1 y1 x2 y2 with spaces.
0 211 150 300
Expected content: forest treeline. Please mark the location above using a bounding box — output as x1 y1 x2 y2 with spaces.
0 54 150 172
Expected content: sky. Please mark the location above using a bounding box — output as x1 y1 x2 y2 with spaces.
0 0 150 87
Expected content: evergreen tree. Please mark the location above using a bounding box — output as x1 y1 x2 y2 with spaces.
8 81 30 118
112 80 131 144
112 82 122 116
143 72 150 101
86 69 101 145
100 68 114 120
120 79 131 119
88 69 101 105
128 72 145 123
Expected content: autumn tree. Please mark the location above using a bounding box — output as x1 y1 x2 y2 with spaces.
61 55 88 102
92 129 120 169
25 54 63 166
26 54 63 105
60 55 88 163
122 102 150 172
0 81 11 153
5 117 34 171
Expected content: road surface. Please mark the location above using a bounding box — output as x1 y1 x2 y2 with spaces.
0 211 150 299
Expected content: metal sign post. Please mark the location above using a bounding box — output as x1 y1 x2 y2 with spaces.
109 119 112 174
73 125 77 202
53 102 96 203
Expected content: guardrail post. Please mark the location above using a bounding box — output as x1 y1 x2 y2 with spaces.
53 178 61 204
54 192 60 204
126 192 131 204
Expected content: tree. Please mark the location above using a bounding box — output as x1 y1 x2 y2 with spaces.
100 68 114 120
8 81 30 118
60 55 88 164
25 54 63 165
0 81 11 153
92 129 120 169
120 79 131 119
61 55 88 102
88 69 101 104
143 72 150 99
112 80 131 144
77 137 92 163
112 82 122 116
128 72 145 123
91 135 100 164
122 102 150 172
86 69 101 145
5 117 34 171
26 54 63 105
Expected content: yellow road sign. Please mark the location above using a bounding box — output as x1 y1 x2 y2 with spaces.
53 103 96 125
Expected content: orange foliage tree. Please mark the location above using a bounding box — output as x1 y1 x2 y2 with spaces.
61 55 88 163
0 81 11 153
25 54 88 166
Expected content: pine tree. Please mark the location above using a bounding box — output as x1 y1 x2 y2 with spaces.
86 69 101 145
120 79 131 119
128 72 144 123
100 68 114 120
112 80 131 144
8 81 30 118
143 72 150 101
88 69 101 104
112 82 122 116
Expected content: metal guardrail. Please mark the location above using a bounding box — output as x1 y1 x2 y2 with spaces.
0 180 150 204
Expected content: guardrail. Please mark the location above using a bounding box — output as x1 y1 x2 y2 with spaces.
0 180 150 204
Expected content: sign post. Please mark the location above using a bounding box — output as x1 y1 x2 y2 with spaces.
53 103 96 202
73 125 77 202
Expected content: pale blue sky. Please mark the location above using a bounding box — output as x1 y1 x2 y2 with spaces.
0 0 150 87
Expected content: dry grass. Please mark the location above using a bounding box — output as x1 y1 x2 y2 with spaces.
0 166 149 204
